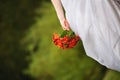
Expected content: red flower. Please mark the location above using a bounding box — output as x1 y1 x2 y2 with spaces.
52 30 80 49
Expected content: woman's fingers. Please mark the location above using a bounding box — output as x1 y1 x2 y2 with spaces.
63 20 70 30
60 19 70 31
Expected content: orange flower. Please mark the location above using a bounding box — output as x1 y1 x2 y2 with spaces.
52 31 80 49
52 33 60 40
61 36 69 44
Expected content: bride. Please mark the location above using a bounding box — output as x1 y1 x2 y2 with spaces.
51 0 120 72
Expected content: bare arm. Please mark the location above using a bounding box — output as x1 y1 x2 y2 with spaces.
51 0 65 22
51 0 70 30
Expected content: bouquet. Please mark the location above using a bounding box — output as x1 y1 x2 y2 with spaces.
52 30 80 49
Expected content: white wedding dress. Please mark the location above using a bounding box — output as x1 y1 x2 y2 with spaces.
61 0 120 71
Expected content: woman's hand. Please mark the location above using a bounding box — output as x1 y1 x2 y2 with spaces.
60 19 70 31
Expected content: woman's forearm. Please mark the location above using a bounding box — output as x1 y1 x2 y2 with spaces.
51 0 65 21
51 0 70 30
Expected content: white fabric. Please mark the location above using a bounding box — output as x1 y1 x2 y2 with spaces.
61 0 120 71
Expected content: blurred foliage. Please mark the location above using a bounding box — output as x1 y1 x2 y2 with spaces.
103 70 120 80
0 0 43 80
0 0 120 80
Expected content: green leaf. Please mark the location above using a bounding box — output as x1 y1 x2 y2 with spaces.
60 30 68 38
69 31 75 37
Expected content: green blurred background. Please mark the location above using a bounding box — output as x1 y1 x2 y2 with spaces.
0 0 120 80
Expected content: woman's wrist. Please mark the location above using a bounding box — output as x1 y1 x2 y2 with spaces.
59 17 66 23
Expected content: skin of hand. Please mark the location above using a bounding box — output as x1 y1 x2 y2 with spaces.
60 19 70 31
51 0 70 31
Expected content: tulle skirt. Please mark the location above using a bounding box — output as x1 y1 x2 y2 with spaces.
61 0 120 71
